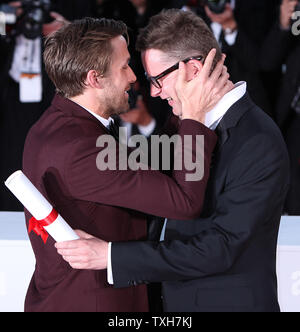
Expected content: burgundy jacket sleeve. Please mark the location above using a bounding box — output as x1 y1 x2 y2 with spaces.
65 119 217 220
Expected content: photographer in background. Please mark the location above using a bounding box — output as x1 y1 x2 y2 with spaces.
90 0 173 131
261 0 300 215
0 0 91 211
118 85 160 146
196 0 281 117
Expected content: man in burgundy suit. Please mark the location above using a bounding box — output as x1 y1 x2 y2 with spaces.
22 17 230 312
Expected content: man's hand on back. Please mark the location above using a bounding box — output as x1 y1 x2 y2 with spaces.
55 230 108 270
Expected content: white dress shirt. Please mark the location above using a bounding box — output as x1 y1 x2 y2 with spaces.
205 81 247 129
107 81 247 284
82 107 113 128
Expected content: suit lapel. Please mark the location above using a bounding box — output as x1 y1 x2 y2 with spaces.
51 94 111 134
211 93 255 190
164 93 259 239
215 92 253 146
214 120 229 149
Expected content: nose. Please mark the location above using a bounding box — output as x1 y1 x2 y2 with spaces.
150 84 161 98
129 67 137 84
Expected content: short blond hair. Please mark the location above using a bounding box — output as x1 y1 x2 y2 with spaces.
44 17 129 98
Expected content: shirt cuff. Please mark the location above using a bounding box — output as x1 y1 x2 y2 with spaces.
107 242 114 285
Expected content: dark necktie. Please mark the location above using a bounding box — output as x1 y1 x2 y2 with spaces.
108 120 119 141
219 29 228 51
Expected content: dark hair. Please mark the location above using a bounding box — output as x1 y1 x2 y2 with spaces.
136 9 222 68
44 17 129 98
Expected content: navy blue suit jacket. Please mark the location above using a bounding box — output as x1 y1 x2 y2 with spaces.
112 94 290 312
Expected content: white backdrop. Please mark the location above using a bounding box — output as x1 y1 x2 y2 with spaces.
0 212 300 312
0 212 35 312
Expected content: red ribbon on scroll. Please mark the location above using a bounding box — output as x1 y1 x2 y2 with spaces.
28 208 58 243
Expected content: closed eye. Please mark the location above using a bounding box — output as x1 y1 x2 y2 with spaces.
122 57 131 70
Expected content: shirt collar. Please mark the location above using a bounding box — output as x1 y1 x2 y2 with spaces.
71 100 113 129
205 81 247 130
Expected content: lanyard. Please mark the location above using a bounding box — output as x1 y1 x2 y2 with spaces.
22 38 40 73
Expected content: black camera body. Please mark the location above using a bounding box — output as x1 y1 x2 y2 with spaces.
20 0 52 39
205 0 230 14
0 0 52 39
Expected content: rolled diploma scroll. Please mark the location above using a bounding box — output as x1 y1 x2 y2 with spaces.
5 170 79 242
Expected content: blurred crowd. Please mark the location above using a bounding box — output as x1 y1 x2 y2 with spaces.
0 0 300 214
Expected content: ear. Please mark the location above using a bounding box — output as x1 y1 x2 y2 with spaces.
185 59 203 81
85 70 104 89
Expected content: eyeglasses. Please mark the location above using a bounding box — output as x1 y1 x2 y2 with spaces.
145 55 204 89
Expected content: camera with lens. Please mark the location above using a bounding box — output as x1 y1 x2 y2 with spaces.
20 0 52 39
202 0 230 14
0 0 52 39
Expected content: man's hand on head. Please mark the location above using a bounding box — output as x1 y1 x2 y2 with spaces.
43 12 69 37
176 49 234 124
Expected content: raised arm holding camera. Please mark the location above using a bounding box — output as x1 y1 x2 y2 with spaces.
196 0 281 117
0 0 91 211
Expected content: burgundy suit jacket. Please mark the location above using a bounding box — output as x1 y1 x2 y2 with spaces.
22 94 216 312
